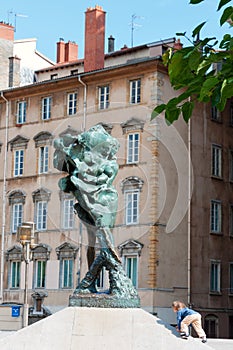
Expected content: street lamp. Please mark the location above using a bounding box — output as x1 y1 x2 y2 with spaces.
17 222 37 328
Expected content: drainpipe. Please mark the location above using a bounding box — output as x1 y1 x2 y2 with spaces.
78 75 87 132
77 75 87 284
187 116 192 307
0 92 9 302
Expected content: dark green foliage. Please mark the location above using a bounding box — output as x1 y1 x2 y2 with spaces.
151 0 233 124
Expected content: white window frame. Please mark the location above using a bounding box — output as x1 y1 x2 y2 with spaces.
211 144 222 178
10 261 20 289
125 190 139 225
211 106 221 121
67 92 77 115
98 85 109 110
210 260 221 293
12 203 23 233
210 200 222 234
63 199 74 229
130 79 141 104
61 258 73 288
16 101 26 124
96 267 106 290
124 255 138 288
14 149 24 177
41 96 51 120
127 133 140 164
35 260 46 288
39 146 49 174
36 201 47 231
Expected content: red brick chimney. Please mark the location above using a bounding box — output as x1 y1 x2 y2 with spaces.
84 5 106 72
0 22 14 41
56 39 78 63
173 39 183 51
57 39 65 63
65 41 78 62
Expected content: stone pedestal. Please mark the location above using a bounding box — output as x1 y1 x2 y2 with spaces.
0 307 214 350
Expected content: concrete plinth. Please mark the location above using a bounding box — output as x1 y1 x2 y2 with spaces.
0 307 214 350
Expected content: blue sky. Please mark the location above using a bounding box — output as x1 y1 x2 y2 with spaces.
0 0 231 62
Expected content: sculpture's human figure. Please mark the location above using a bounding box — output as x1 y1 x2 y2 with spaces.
54 125 120 277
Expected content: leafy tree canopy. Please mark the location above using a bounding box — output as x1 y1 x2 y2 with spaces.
151 0 233 124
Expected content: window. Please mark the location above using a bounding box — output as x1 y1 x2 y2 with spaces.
121 177 144 226
56 242 78 289
32 188 51 231
210 260 221 293
126 256 137 287
127 133 139 164
210 200 222 233
230 205 233 237
118 239 143 289
71 69 78 75
67 92 77 115
98 85 109 110
230 150 233 182
230 263 233 294
130 79 141 104
35 260 46 288
32 243 51 289
39 146 49 174
8 190 26 234
61 259 73 288
212 145 222 178
14 149 24 177
230 103 233 126
63 199 74 229
6 245 23 289
10 261 20 288
16 101 26 124
36 201 47 231
41 97 51 120
12 203 23 233
126 191 139 225
96 267 106 290
211 106 221 121
204 315 218 338
50 74 58 80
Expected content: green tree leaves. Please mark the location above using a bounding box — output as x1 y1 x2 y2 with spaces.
151 0 233 124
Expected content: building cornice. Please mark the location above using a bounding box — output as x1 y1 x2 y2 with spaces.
0 56 167 100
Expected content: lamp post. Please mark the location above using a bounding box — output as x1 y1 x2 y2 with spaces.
17 222 37 328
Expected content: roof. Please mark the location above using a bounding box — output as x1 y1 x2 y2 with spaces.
35 37 175 74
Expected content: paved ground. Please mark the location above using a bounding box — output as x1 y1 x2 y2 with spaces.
207 339 233 350
0 331 15 339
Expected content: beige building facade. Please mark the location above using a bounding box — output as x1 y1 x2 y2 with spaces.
0 6 232 338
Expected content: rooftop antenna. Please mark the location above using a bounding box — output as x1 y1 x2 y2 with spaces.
7 9 13 23
14 13 28 32
130 14 144 47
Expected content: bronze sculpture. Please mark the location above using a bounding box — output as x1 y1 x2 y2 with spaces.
54 124 140 307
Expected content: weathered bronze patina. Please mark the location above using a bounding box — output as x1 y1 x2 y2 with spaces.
54 124 140 308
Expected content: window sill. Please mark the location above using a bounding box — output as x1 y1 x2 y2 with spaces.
211 176 223 181
210 231 223 236
209 292 222 296
210 118 222 124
